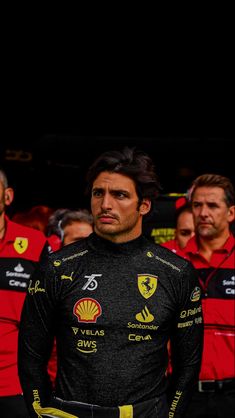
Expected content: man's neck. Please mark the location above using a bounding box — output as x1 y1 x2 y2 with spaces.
198 231 230 262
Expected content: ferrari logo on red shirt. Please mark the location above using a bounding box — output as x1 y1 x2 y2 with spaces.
13 237 28 254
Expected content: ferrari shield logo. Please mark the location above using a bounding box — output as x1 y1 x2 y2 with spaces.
13 237 29 254
138 274 158 299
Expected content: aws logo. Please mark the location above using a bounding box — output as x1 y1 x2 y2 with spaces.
76 339 97 354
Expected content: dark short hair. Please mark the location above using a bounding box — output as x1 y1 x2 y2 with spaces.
61 209 93 230
86 147 161 207
0 168 8 188
190 174 235 207
175 203 192 224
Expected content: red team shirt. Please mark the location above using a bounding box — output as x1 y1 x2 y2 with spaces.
184 233 235 381
162 238 186 258
0 216 48 396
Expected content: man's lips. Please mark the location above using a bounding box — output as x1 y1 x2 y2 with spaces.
97 215 117 223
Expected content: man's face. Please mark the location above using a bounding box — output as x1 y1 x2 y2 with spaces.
191 186 234 239
0 181 13 216
91 171 151 243
63 221 93 246
175 210 195 249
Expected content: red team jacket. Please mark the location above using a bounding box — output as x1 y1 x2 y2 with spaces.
184 233 235 381
0 216 48 396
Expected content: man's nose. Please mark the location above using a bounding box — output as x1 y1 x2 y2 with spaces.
101 193 113 210
200 205 209 217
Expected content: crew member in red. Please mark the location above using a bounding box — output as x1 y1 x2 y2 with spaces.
162 198 195 257
183 173 235 418
0 168 48 418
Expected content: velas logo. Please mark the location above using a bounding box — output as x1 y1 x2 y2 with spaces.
13 237 28 254
138 274 158 299
73 298 102 323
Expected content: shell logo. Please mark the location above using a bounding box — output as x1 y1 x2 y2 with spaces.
73 298 102 323
190 286 201 302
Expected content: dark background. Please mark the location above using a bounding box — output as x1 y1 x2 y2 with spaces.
1 130 234 216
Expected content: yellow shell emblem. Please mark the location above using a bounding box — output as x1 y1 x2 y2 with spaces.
138 274 158 299
13 237 28 254
73 298 102 323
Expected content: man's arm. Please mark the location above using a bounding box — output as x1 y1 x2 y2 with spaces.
18 256 57 417
167 262 203 418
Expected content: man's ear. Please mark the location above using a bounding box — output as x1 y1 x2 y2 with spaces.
139 198 151 215
4 187 14 206
228 205 235 223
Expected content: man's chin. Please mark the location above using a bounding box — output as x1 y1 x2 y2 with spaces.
198 227 214 237
95 225 117 236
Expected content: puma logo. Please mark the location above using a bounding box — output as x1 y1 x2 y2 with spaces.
61 272 74 281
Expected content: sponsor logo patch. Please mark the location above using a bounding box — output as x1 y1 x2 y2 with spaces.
61 272 74 281
138 274 158 299
135 306 154 323
82 274 102 291
190 286 201 302
13 237 28 254
73 298 102 323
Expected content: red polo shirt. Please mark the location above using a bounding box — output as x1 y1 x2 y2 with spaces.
0 216 48 396
184 234 235 381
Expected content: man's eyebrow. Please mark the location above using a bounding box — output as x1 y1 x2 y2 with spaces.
92 187 130 195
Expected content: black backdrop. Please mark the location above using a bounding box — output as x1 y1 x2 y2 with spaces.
1 133 234 216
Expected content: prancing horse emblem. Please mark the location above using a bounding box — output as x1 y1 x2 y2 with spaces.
13 237 28 254
138 274 158 299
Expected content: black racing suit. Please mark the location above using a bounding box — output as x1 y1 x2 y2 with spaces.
18 233 203 418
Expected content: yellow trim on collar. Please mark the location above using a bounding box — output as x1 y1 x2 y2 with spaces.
119 404 133 418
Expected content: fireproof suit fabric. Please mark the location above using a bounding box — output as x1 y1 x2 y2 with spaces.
0 216 48 397
18 233 203 418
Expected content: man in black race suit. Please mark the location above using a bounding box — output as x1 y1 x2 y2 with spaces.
18 147 203 418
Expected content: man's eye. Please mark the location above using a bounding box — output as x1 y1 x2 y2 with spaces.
92 190 102 197
113 191 127 199
181 230 191 236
